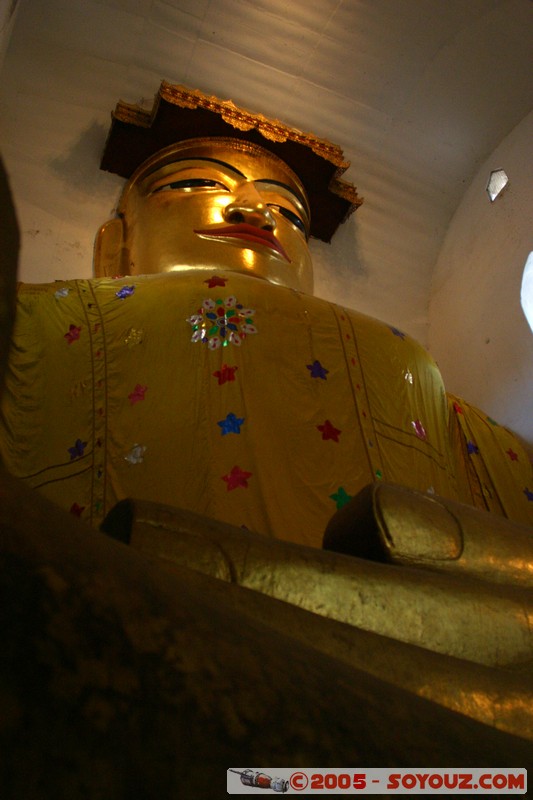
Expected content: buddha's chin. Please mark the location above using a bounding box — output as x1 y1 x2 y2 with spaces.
163 264 271 283
127 259 313 294
123 228 313 291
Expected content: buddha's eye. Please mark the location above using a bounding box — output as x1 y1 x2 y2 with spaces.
267 204 307 237
152 178 228 193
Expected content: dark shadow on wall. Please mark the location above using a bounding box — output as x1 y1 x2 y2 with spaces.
49 120 123 200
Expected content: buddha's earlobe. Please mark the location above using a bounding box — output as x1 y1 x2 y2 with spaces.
94 217 125 277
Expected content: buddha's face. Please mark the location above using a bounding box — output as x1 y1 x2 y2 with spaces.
101 140 313 293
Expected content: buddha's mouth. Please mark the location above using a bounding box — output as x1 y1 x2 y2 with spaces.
193 224 291 263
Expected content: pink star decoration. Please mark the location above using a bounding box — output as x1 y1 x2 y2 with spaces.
506 448 518 461
222 465 252 490
411 419 427 440
64 324 81 344
128 384 148 405
317 420 342 442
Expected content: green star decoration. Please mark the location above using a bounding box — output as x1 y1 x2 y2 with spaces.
330 487 353 509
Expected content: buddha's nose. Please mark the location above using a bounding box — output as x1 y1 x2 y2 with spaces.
223 181 276 230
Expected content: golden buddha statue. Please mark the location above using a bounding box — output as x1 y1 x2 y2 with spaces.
1 86 533 788
96 137 314 294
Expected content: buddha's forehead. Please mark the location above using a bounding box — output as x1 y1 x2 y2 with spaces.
119 138 310 216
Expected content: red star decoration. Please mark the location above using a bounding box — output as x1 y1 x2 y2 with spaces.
205 275 227 288
70 502 85 517
222 465 252 490
64 324 81 344
128 384 148 404
317 419 342 442
453 402 463 415
506 448 518 461
213 364 238 385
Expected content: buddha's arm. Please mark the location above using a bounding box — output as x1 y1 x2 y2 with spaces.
324 482 533 588
100 494 533 743
101 495 533 670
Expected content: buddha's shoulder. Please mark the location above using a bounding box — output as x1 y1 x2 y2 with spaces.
16 271 427 357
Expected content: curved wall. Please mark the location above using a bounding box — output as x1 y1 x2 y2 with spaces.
428 111 533 449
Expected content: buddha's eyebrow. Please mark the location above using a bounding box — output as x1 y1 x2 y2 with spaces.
255 178 296 194
255 178 306 203
152 157 247 178
255 179 309 218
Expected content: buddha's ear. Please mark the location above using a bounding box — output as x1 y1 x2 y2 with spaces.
94 217 125 277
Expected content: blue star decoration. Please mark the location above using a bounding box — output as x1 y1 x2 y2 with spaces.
390 327 406 340
330 487 353 509
307 359 329 380
116 285 135 299
467 440 479 455
524 487 533 502
68 438 87 460
217 412 245 435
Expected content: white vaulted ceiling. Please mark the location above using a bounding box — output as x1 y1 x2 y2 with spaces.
0 0 532 347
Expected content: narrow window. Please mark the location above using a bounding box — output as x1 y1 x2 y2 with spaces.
521 252 533 334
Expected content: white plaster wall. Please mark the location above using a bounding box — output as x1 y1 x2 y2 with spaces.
0 0 20 72
428 111 533 449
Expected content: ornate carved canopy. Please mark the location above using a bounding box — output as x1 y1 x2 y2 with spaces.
100 82 363 243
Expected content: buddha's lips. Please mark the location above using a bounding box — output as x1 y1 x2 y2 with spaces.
194 224 291 263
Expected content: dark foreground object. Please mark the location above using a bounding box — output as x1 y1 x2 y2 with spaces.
1 468 532 799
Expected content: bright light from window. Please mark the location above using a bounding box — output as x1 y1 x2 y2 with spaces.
486 169 509 201
521 252 533 334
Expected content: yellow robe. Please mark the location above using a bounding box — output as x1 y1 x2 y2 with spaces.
1 271 531 547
